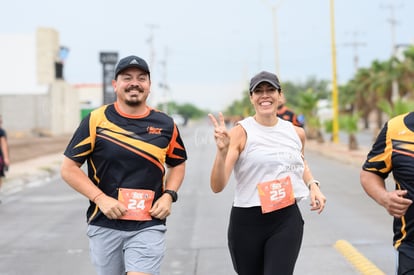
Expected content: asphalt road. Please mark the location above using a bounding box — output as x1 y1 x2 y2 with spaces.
0 120 396 275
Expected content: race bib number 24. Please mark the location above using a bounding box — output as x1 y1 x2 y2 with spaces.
118 188 155 221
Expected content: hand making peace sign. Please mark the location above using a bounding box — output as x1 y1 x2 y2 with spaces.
208 112 230 151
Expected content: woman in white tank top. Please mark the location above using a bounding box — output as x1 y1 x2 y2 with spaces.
209 71 326 275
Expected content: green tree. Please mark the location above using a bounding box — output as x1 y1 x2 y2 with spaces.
339 113 360 150
396 46 414 99
283 77 329 114
156 101 207 120
345 68 375 129
378 98 414 118
224 90 254 118
297 88 323 142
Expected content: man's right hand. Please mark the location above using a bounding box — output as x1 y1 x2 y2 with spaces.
383 190 413 218
95 194 128 220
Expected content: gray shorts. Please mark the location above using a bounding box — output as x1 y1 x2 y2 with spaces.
87 224 167 275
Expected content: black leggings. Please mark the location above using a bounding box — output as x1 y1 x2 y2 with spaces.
228 204 304 275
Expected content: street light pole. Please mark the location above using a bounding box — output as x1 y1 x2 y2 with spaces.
271 5 280 76
330 0 339 143
262 0 284 76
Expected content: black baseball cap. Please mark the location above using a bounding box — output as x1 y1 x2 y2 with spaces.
249 71 281 92
114 55 150 79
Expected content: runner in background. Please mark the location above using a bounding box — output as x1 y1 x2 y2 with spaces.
277 93 305 128
0 115 10 198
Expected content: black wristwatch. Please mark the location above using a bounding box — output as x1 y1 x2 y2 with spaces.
164 190 178 202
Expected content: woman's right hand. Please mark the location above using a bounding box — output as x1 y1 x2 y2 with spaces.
208 112 230 152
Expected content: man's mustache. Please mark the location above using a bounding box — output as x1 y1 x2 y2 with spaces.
125 85 144 93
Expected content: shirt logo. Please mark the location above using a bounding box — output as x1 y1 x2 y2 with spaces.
147 126 162 134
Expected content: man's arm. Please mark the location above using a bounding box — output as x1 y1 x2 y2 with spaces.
60 156 127 219
149 162 186 219
360 170 412 218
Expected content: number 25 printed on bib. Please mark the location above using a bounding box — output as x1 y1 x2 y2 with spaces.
257 175 295 214
118 188 155 221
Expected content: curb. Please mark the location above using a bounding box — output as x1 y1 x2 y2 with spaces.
305 140 369 168
2 154 63 195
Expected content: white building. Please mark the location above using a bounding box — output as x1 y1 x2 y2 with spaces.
0 27 80 137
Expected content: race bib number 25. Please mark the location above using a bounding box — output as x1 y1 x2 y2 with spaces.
257 176 295 214
118 188 155 221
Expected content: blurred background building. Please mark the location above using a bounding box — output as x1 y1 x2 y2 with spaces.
0 27 99 138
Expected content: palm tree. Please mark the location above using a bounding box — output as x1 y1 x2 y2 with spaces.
339 113 360 150
396 46 414 99
347 68 375 130
369 59 395 129
378 98 414 118
297 88 323 142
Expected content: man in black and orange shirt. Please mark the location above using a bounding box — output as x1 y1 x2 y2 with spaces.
277 94 304 128
61 55 187 275
361 112 414 275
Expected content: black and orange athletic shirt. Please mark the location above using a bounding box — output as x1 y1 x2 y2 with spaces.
64 103 187 231
362 112 414 255
277 105 304 128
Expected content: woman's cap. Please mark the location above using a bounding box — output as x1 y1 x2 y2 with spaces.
114 55 150 79
249 71 281 91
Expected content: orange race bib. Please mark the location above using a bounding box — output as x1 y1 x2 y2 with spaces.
118 188 155 221
257 176 295 214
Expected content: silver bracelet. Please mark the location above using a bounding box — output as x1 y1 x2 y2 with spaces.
306 179 320 189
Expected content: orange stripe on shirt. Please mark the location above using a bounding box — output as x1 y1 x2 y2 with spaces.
98 134 165 173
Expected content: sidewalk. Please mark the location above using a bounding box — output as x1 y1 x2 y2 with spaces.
2 134 70 195
305 139 370 168
2 153 63 194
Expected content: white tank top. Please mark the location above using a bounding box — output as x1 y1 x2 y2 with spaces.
233 117 309 207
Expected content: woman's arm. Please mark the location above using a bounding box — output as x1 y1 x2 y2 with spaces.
295 126 326 213
209 113 245 193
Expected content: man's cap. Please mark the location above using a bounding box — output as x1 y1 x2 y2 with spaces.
114 55 150 79
249 71 281 92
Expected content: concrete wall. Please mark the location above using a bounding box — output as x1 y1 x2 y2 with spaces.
50 81 80 135
36 28 59 85
0 27 80 138
0 94 48 137
0 82 80 138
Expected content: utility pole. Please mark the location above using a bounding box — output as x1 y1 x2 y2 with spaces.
382 3 401 101
146 24 159 106
382 4 399 55
159 47 170 114
146 24 159 73
261 0 284 76
343 32 366 73
330 0 339 143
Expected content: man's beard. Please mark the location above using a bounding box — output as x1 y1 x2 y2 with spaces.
125 99 141 107
124 85 146 106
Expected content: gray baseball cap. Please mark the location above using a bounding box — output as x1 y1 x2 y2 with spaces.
249 71 281 92
114 55 150 79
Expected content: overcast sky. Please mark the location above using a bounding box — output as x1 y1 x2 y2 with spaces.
2 0 413 111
